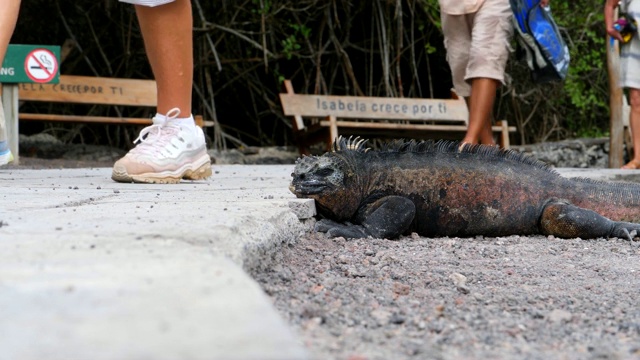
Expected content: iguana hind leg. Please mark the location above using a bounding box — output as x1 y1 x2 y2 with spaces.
315 196 416 239
540 199 640 240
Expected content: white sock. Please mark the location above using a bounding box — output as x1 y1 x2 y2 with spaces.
155 113 196 128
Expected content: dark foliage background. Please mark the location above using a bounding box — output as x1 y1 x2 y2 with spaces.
10 0 611 149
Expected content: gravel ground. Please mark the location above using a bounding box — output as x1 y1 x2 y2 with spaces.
251 229 640 360
8 139 640 359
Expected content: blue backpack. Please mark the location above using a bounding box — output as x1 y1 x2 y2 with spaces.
510 0 570 83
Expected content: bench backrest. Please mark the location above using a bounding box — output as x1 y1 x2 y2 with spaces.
18 75 157 106
278 79 516 153
280 94 468 121
14 74 210 128
279 79 468 131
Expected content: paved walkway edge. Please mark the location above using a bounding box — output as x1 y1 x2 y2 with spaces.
0 165 313 360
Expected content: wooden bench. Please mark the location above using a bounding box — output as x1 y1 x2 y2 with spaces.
1 75 212 162
279 79 516 155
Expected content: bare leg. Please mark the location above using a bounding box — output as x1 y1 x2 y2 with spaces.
462 78 498 146
135 0 193 115
622 88 640 169
112 0 211 183
0 0 21 164
0 0 20 63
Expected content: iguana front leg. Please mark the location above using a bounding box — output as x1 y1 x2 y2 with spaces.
315 196 416 239
540 199 640 240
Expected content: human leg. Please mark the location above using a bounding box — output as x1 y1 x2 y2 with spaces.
0 0 20 166
462 0 512 146
441 12 473 98
0 101 13 166
0 0 20 62
0 0 21 166
111 0 211 183
617 0 640 168
463 78 499 145
134 0 193 115
622 88 640 169
441 11 477 147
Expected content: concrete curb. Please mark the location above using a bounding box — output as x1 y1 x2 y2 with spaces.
0 165 314 360
556 167 640 183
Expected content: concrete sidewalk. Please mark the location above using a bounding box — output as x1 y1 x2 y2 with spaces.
0 165 314 360
1 164 639 360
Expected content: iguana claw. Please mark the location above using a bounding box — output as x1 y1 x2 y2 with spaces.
315 219 369 239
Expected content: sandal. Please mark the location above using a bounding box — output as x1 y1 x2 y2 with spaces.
621 159 640 169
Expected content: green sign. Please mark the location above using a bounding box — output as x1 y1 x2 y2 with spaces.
0 44 60 84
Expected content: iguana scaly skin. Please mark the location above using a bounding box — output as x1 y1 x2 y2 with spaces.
289 137 640 240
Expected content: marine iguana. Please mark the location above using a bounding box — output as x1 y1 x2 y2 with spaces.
289 137 640 240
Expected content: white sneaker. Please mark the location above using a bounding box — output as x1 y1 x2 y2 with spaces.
0 148 13 167
111 108 212 183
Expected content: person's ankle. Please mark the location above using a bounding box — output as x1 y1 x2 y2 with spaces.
156 112 196 128
172 115 196 128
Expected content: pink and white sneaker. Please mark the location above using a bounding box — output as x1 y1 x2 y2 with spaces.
111 108 212 184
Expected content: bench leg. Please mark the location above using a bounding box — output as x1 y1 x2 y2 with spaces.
499 120 510 150
328 115 338 150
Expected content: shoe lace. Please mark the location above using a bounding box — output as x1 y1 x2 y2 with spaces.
130 108 183 157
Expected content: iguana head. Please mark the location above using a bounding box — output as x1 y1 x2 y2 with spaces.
290 137 368 221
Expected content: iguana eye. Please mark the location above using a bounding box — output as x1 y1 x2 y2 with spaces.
316 168 334 177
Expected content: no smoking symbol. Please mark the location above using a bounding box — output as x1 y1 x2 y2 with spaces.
24 49 58 83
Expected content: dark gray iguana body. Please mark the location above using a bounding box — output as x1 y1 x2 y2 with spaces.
289 138 640 240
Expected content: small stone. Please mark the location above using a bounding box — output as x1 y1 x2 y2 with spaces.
370 309 392 326
392 282 411 296
449 272 467 287
548 309 572 323
390 313 406 325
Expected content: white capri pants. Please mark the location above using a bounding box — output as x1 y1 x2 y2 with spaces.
620 0 640 89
